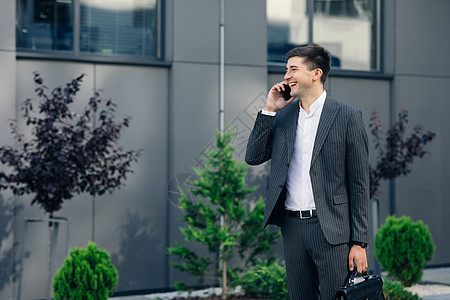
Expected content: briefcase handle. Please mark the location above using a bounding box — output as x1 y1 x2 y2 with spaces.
346 269 370 286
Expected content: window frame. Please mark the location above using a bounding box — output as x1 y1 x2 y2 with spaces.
16 0 168 66
268 0 386 76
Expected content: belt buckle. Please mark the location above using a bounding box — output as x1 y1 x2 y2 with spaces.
299 209 312 219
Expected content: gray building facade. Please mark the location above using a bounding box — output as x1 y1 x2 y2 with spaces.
0 0 449 298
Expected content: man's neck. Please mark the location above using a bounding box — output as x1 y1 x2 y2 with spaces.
300 88 324 114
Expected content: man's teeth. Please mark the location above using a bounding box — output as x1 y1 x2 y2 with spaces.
289 83 296 87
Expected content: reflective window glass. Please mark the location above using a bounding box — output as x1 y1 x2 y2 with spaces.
17 0 161 60
267 0 309 62
17 0 74 51
267 0 379 71
80 0 158 57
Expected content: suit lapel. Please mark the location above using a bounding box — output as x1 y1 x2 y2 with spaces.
310 97 340 166
284 100 300 160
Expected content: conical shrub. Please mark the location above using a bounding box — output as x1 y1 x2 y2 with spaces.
53 242 118 300
375 216 434 287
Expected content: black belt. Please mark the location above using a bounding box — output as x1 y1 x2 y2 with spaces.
285 209 317 219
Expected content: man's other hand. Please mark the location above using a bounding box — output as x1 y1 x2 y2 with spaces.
348 245 368 274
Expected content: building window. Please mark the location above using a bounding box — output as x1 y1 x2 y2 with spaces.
267 0 379 71
17 0 162 60
16 0 74 51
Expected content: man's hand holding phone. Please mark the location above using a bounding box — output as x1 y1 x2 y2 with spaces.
264 81 295 113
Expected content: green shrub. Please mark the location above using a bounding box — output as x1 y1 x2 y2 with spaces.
375 215 434 287
239 259 289 300
53 242 118 300
383 279 419 300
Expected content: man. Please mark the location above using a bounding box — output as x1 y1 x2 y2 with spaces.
245 45 369 299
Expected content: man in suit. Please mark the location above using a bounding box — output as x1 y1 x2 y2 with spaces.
245 45 369 299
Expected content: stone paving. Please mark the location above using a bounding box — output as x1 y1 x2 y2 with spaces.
412 267 450 300
110 267 450 300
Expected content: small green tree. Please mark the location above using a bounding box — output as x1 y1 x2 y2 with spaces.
168 130 280 300
375 215 435 287
53 242 118 300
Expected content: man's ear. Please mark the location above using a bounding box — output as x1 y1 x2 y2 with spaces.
312 68 323 82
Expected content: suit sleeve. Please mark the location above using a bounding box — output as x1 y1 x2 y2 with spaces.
245 111 276 166
346 110 370 244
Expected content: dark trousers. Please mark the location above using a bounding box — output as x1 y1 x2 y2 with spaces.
281 215 349 300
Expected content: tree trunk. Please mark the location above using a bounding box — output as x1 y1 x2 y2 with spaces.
46 213 54 300
221 260 227 300
221 214 227 300
220 214 228 300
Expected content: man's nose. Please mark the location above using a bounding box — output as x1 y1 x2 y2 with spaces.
284 70 291 81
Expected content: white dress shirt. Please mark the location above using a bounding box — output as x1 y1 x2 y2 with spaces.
284 91 327 211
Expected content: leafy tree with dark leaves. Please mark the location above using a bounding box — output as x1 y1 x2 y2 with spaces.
0 73 140 299
369 109 435 199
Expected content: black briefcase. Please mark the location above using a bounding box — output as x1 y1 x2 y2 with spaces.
335 270 385 300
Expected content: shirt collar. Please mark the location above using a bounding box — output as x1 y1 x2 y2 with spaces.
299 90 327 116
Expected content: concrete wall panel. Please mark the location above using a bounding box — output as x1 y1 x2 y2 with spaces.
395 75 450 266
0 53 15 300
0 52 16 147
0 0 15 51
173 0 220 63
396 0 450 76
94 65 170 291
225 0 267 66
223 65 268 159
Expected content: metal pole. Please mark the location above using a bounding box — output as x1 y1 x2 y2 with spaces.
17 220 28 300
219 0 225 133
50 221 59 289
371 198 381 275
389 78 396 216
308 0 314 44
218 0 225 290
73 0 80 56
66 218 72 257
92 195 95 241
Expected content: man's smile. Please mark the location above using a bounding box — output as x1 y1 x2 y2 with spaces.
288 82 298 91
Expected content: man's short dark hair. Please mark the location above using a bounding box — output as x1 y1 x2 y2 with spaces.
285 45 331 83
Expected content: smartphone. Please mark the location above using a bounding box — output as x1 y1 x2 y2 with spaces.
281 84 291 100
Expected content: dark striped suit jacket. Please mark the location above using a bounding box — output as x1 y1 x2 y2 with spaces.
245 96 369 245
